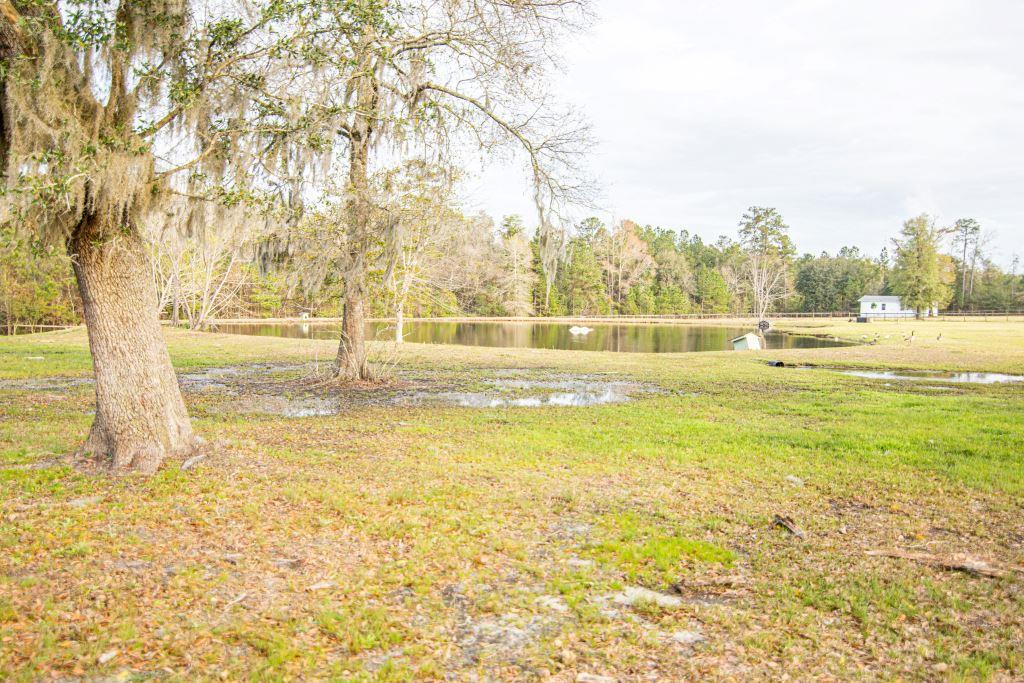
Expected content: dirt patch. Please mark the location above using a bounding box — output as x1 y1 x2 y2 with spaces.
3 362 660 415
192 366 661 417
0 377 93 391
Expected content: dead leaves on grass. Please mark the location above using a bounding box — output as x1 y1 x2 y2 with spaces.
866 549 1021 579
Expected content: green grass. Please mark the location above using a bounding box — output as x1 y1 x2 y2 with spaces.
587 511 735 583
316 605 407 654
1 322 1022 680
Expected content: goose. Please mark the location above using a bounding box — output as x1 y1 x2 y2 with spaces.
568 326 593 335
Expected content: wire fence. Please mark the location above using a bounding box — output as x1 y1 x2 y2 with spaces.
559 310 1024 321
2 324 79 336
4 311 1024 335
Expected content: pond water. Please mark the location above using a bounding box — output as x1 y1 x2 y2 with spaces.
211 321 852 354
839 370 1023 384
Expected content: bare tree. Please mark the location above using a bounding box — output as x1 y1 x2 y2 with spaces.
441 212 508 313
599 220 654 311
149 200 257 330
306 0 594 380
499 228 536 317
967 229 994 306
1011 255 1021 307
950 218 980 309
379 161 464 342
738 207 794 320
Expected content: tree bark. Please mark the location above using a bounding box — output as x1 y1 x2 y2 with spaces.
959 232 969 309
69 215 196 473
170 272 180 326
395 301 404 343
334 290 370 380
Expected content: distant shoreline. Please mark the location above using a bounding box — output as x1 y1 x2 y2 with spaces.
203 313 1024 326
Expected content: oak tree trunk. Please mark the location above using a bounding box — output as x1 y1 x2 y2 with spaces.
70 215 196 473
334 291 370 381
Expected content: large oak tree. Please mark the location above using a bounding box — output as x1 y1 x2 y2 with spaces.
0 1 347 472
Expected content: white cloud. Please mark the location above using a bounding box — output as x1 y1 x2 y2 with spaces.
466 0 1024 265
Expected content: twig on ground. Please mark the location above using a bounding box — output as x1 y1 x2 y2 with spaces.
773 514 806 539
866 549 1016 579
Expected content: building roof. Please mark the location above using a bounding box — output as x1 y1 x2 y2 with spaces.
858 295 902 303
730 333 760 343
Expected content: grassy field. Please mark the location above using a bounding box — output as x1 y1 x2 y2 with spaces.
1 321 1022 681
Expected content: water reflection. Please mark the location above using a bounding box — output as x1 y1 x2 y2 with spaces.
211 321 852 353
840 370 1023 384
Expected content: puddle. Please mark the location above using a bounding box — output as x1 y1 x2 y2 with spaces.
230 395 340 418
1 363 307 393
0 377 93 391
179 367 241 391
839 370 1023 384
393 377 650 409
395 388 631 408
4 364 655 418
219 375 654 417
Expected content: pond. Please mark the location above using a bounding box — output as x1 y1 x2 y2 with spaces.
210 321 853 354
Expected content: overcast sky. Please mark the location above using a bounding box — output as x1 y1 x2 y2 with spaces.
465 0 1024 267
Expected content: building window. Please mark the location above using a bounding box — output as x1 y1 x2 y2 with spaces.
882 303 886 311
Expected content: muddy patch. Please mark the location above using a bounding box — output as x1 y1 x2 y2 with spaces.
179 363 308 391
441 583 560 667
394 376 655 409
230 395 340 418
213 369 658 417
0 377 93 391
178 366 242 391
4 364 659 418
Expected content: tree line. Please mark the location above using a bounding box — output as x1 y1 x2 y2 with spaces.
4 204 1020 335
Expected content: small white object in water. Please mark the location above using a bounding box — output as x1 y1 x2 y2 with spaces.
568 325 592 335
730 333 762 351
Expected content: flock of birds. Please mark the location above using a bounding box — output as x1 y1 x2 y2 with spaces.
850 330 942 345
567 324 938 345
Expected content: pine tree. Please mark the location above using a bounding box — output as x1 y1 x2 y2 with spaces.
890 215 954 318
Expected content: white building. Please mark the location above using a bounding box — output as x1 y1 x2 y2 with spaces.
858 295 937 318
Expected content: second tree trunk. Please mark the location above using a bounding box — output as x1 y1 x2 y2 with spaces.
334 291 370 380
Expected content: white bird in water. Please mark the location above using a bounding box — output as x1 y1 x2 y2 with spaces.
569 326 593 335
